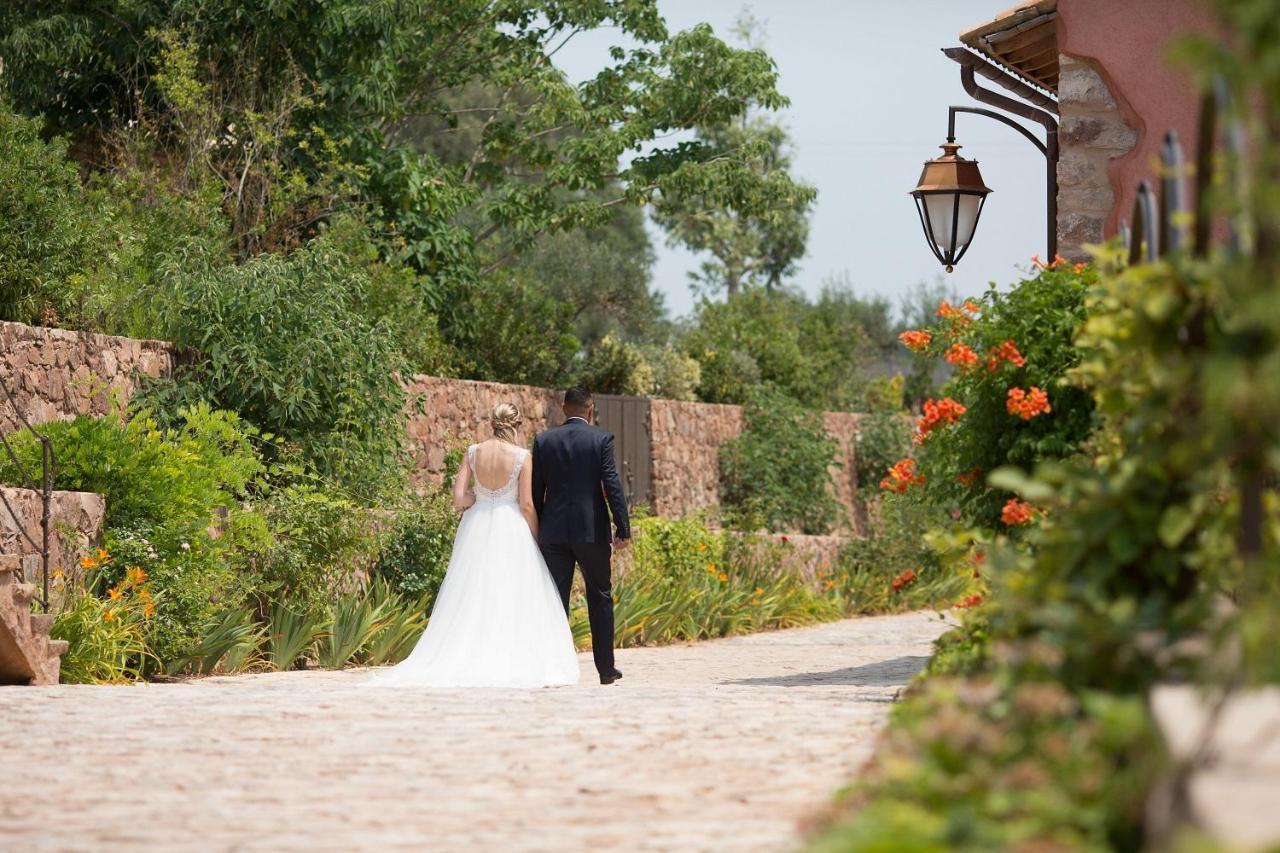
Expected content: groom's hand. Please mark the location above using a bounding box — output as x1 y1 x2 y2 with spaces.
613 535 630 549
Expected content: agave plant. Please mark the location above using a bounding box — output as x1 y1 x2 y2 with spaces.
166 607 265 675
317 586 394 669
364 581 429 666
265 602 324 671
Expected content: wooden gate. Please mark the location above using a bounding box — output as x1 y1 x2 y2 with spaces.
593 394 652 510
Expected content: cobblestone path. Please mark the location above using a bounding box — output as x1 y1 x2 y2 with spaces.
1 611 949 852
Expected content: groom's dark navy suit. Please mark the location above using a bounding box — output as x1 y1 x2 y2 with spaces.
532 417 630 677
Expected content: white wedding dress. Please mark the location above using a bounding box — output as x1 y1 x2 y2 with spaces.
367 444 581 688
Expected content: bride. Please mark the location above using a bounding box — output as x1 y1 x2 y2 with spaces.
368 403 580 688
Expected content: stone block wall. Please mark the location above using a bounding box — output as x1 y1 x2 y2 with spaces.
648 398 743 519
823 412 865 535
1055 55 1139 260
0 321 176 434
407 376 868 531
0 487 105 580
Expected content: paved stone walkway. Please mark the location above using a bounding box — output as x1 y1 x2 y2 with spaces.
1 612 948 852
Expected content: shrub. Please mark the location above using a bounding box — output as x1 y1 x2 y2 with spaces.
264 603 325 671
0 405 267 670
810 676 1158 852
852 409 912 496
0 108 109 324
253 483 379 613
317 588 393 669
899 262 1097 528
166 608 266 676
719 386 842 534
0 404 263 541
456 271 582 387
683 287 881 409
575 334 649 396
593 516 839 648
372 490 458 608
143 230 411 502
52 566 153 684
103 523 245 667
833 496 975 615
363 579 428 666
636 344 702 401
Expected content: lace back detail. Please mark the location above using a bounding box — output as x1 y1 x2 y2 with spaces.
470 444 525 503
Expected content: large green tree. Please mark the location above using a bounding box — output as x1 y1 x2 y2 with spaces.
650 13 816 297
1 1 809 329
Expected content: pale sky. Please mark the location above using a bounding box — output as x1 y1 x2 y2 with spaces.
554 0 1046 318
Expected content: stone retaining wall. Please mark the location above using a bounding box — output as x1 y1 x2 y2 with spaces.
0 487 106 581
0 322 870 538
648 398 743 520
408 375 868 531
0 321 175 434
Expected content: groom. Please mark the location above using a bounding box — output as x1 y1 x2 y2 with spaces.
532 388 630 685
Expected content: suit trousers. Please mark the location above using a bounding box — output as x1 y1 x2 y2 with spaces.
539 542 614 676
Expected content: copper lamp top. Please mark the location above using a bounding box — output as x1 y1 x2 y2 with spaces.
911 142 992 195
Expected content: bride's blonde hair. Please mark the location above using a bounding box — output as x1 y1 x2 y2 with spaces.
490 402 522 444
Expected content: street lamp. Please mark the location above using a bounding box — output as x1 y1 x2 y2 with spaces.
910 141 992 273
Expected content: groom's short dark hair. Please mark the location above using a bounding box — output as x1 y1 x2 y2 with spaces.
563 387 592 412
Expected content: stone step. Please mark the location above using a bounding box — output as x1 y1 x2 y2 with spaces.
47 640 68 657
30 613 54 635
11 583 35 605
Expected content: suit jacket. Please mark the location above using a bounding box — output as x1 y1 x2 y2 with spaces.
532 418 631 545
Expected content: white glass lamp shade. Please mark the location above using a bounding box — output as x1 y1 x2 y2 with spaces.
924 192 982 254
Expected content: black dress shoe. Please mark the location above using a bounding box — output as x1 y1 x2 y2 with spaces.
599 669 623 685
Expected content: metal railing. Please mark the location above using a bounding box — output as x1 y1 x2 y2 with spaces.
1122 84 1246 265
1118 82 1266 561
0 375 55 611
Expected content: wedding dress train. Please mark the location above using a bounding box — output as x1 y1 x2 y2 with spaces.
367 445 580 688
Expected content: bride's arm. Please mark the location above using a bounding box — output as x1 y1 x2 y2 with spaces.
452 450 475 512
518 458 539 538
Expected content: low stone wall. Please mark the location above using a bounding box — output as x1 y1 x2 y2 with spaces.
823 412 865 535
0 321 176 433
404 375 564 486
407 375 869 530
0 487 106 580
649 404 864 533
648 398 743 519
761 532 847 584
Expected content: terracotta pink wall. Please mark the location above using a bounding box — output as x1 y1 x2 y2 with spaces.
1057 0 1218 235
